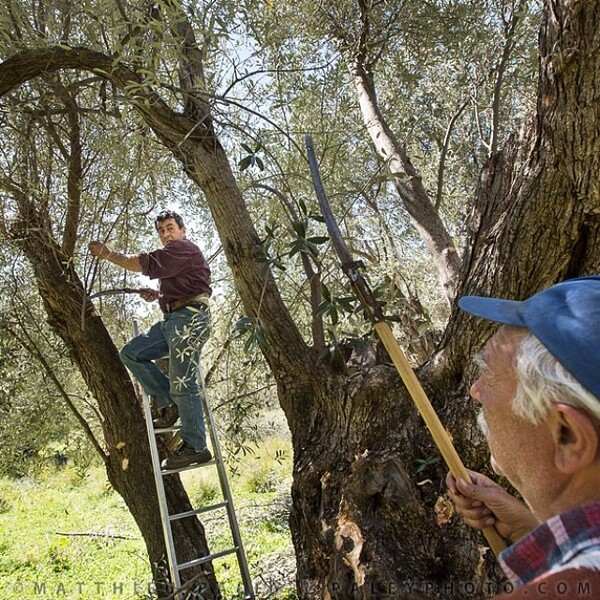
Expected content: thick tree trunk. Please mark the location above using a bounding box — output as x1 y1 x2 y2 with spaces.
443 0 600 356
10 214 219 599
287 1 600 598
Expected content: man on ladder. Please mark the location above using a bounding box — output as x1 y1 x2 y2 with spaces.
89 209 213 469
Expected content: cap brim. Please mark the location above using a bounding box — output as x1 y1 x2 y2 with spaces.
457 296 527 328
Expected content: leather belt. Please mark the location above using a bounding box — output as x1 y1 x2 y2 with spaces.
165 294 210 313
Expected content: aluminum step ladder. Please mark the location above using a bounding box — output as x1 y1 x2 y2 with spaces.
135 324 255 599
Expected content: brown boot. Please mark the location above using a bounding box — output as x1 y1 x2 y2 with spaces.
152 404 179 428
161 444 212 470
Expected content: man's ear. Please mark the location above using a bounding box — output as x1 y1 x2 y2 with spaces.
549 404 599 474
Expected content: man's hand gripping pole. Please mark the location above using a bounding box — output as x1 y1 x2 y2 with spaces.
305 134 506 557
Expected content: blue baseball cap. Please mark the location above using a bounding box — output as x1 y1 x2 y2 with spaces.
458 276 600 401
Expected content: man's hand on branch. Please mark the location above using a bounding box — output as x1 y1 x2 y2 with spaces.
139 288 159 303
88 240 112 259
446 469 540 544
87 240 143 272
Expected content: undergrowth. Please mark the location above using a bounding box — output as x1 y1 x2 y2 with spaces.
0 437 295 600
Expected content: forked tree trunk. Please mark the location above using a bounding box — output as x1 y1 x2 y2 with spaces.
286 1 600 597
10 215 219 599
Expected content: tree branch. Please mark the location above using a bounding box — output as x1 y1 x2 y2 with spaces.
246 182 325 348
55 530 137 540
46 76 83 257
489 1 524 156
435 97 470 212
7 321 107 462
0 46 204 149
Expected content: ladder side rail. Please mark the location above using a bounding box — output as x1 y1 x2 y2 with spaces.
199 371 256 600
133 320 183 596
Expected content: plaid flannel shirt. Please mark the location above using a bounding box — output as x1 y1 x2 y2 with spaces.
499 501 600 588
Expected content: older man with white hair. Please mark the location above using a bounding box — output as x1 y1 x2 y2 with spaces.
447 276 600 599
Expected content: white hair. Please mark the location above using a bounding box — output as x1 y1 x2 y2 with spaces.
513 333 600 424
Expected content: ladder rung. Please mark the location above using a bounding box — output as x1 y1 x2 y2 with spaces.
169 501 228 521
154 425 180 434
177 547 239 571
161 459 216 476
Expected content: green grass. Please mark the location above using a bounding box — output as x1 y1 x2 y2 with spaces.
182 437 296 599
0 438 296 600
0 470 150 599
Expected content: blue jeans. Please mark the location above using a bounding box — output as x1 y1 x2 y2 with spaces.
120 305 211 451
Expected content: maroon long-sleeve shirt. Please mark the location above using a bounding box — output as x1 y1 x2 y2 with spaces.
139 239 211 312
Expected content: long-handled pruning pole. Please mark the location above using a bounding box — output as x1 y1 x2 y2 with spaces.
305 134 506 558
88 287 145 299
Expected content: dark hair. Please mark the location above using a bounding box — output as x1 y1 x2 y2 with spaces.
154 210 184 230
